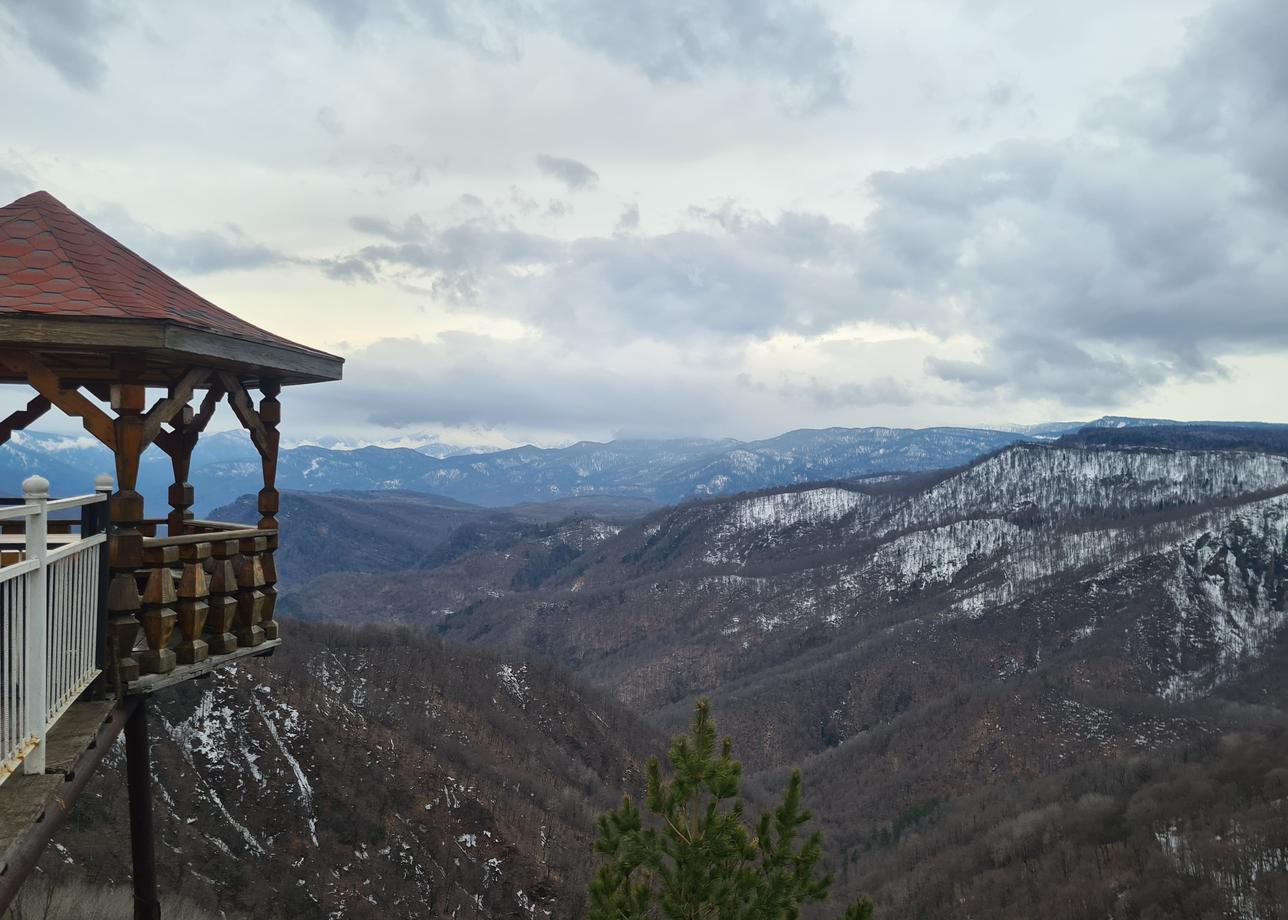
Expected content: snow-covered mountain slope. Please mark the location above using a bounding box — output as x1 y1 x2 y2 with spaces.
431 444 1288 724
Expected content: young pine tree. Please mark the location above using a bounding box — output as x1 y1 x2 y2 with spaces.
587 699 873 920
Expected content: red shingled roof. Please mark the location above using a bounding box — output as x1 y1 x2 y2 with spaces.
0 190 322 355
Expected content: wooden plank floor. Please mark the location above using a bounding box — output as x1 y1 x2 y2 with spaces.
43 700 115 776
0 774 63 870
0 699 116 871
125 639 280 695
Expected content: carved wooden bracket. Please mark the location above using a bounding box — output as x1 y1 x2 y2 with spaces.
153 382 225 459
0 394 52 447
0 350 117 451
140 367 210 449
218 371 271 459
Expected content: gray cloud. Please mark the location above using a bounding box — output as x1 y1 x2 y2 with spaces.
926 338 1177 408
290 333 738 439
853 125 1288 404
535 154 598 191
545 0 850 109
319 256 378 283
322 105 1288 411
303 0 375 34
326 205 871 339
315 105 344 135
348 214 430 243
1101 0 1288 212
0 0 117 90
615 203 640 234
94 205 289 274
300 0 851 109
924 357 1007 391
779 376 918 410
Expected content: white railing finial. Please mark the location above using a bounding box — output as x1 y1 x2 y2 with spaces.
22 475 50 500
94 472 115 492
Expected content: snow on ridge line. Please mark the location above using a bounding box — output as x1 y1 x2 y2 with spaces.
873 445 1288 535
721 444 1288 534
724 487 869 530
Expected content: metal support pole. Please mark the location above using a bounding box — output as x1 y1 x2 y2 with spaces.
125 696 161 920
22 475 48 775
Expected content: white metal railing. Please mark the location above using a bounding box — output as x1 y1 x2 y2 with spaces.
0 474 112 786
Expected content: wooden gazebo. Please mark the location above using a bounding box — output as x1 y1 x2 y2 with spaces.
0 190 343 917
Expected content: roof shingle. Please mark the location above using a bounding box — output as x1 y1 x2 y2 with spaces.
0 191 323 356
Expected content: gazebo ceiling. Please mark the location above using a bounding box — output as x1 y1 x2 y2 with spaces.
0 191 342 386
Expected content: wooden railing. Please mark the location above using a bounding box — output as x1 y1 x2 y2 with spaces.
0 476 110 786
110 521 279 684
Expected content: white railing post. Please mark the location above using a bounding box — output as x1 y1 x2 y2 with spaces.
22 475 48 775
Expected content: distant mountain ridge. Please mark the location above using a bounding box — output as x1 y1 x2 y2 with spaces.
5 416 1286 512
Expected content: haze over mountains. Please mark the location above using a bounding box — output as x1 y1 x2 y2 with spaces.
7 416 1283 513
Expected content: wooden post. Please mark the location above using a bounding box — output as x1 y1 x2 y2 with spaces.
125 697 160 920
108 383 147 689
257 378 281 640
205 538 239 654
166 397 197 537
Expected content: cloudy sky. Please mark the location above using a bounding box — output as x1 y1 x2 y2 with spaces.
2 0 1285 447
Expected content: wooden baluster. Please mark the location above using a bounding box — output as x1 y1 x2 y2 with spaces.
106 570 142 685
258 379 281 641
235 535 267 647
175 542 211 665
205 538 238 654
138 545 178 675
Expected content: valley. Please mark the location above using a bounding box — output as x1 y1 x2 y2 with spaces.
19 435 1288 918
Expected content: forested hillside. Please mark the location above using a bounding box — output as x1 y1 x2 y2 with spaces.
31 624 659 920
25 442 1288 918
281 443 1288 916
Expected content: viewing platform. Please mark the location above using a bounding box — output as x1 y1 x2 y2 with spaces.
0 476 283 885
0 189 342 918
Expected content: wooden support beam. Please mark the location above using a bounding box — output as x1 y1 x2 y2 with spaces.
110 384 147 493
140 367 209 448
218 371 270 457
0 351 117 451
192 383 224 433
0 395 51 446
153 383 222 460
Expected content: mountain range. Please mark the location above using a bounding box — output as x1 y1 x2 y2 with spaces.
18 433 1288 918
270 440 1288 915
7 415 1284 513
